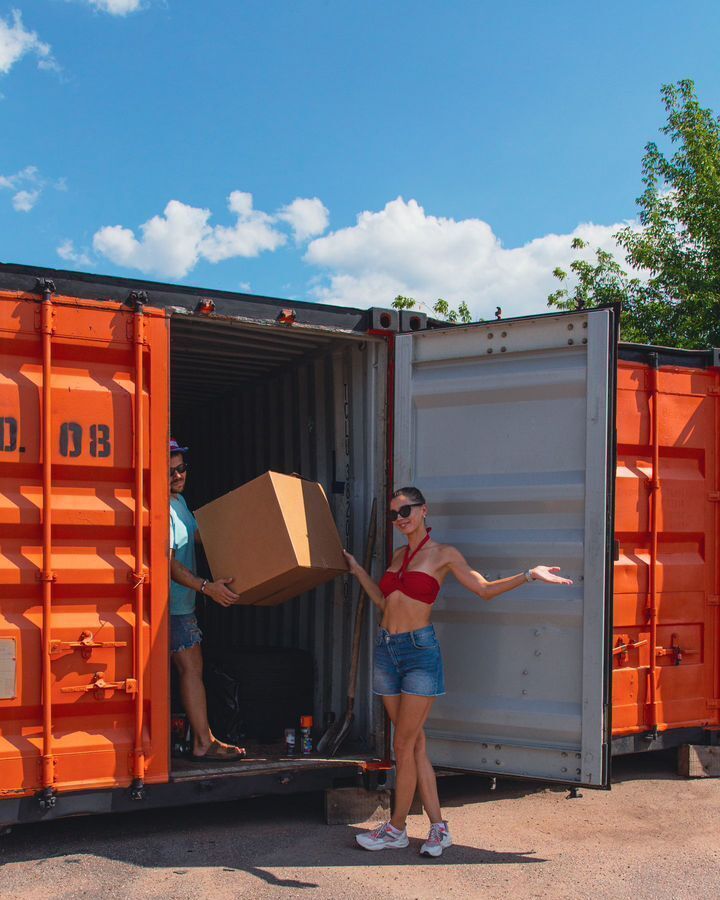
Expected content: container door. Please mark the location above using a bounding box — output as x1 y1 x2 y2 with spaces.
0 290 170 798
393 309 615 786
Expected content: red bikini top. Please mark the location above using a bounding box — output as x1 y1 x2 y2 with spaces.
379 531 440 605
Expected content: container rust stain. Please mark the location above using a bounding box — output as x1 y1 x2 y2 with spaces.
0 289 170 798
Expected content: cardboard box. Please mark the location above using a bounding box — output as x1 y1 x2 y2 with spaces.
195 471 348 606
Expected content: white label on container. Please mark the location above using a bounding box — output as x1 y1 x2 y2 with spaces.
0 639 17 700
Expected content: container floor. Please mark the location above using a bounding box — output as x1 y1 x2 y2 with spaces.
170 741 371 781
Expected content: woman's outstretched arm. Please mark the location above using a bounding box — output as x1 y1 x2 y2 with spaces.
343 550 386 611
442 547 572 601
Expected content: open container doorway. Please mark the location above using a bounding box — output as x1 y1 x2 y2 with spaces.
168 311 389 780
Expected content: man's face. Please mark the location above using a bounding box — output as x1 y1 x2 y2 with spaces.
170 452 187 495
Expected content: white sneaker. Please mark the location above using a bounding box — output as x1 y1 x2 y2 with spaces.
420 821 452 857
356 821 409 851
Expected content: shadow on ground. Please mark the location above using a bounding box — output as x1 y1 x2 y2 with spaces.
0 750 678 889
0 780 546 889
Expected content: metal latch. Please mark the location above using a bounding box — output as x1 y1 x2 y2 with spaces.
656 633 696 666
50 631 127 660
61 672 137 697
613 637 647 666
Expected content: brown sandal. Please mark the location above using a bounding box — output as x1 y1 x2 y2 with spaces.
190 740 246 762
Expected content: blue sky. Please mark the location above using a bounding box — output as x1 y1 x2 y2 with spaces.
2 1 719 318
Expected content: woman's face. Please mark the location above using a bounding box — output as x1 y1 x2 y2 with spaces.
390 494 427 535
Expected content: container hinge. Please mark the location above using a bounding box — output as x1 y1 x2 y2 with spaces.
37 786 57 810
125 290 148 311
129 571 148 589
36 571 57 583
707 386 720 395
60 673 138 696
709 595 720 606
709 492 720 502
707 699 720 710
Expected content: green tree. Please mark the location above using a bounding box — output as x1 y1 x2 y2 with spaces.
549 79 720 348
392 294 474 324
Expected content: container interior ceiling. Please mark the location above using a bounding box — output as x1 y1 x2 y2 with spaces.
169 313 387 753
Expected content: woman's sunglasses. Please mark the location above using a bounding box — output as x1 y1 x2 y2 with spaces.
389 503 424 521
169 462 188 478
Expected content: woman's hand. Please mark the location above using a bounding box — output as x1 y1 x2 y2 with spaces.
529 566 573 585
343 549 361 575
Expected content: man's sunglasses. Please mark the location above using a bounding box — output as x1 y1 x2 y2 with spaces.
169 462 188 478
389 503 424 521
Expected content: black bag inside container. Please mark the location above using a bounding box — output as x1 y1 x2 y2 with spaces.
204 661 246 747
205 648 314 744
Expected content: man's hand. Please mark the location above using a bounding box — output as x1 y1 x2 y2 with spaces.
205 577 240 607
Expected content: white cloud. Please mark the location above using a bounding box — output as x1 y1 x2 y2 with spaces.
0 10 55 76
86 0 143 15
94 200 212 279
57 239 93 267
92 191 328 278
305 197 629 319
277 197 329 243
12 189 39 212
200 191 286 262
0 165 62 213
0 165 38 189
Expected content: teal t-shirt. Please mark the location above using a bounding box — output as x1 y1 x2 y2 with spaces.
170 494 198 615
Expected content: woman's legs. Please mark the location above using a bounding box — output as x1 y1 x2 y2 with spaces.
382 694 435 830
413 727 443 824
383 696 442 824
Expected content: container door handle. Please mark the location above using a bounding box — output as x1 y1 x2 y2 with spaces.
50 631 127 659
61 672 138 696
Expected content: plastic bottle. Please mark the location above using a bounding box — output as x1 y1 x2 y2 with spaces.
300 715 313 755
284 727 296 756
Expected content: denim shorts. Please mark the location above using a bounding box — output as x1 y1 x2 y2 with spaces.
373 625 445 697
170 612 203 653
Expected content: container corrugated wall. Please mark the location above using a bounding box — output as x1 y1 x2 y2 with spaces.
172 330 388 752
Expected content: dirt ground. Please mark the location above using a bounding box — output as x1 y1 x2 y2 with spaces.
0 750 717 900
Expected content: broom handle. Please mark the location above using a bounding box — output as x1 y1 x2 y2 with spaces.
346 498 378 702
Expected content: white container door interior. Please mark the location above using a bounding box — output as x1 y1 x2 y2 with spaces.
393 309 614 786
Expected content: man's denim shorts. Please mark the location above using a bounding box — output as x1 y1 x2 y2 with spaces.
170 612 202 653
373 625 445 697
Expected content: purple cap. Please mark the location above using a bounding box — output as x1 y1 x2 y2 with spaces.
169 438 189 455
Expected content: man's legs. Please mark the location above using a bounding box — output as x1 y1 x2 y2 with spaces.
172 643 214 756
171 643 244 758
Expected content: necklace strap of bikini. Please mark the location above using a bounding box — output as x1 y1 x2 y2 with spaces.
401 529 432 574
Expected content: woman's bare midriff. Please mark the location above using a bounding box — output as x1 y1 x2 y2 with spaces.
380 591 434 633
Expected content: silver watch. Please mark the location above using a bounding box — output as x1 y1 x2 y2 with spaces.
524 569 534 583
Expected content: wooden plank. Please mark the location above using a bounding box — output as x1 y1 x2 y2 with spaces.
678 744 720 777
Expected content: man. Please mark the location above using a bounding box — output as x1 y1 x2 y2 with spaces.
169 438 245 761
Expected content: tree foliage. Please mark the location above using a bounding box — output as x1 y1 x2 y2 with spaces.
392 294 473 324
548 79 720 348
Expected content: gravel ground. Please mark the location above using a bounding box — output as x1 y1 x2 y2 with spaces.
0 750 717 900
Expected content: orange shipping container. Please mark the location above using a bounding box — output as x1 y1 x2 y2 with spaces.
1 265 719 831
611 349 720 751
0 283 171 800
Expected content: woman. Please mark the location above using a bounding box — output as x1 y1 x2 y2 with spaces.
343 486 572 858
